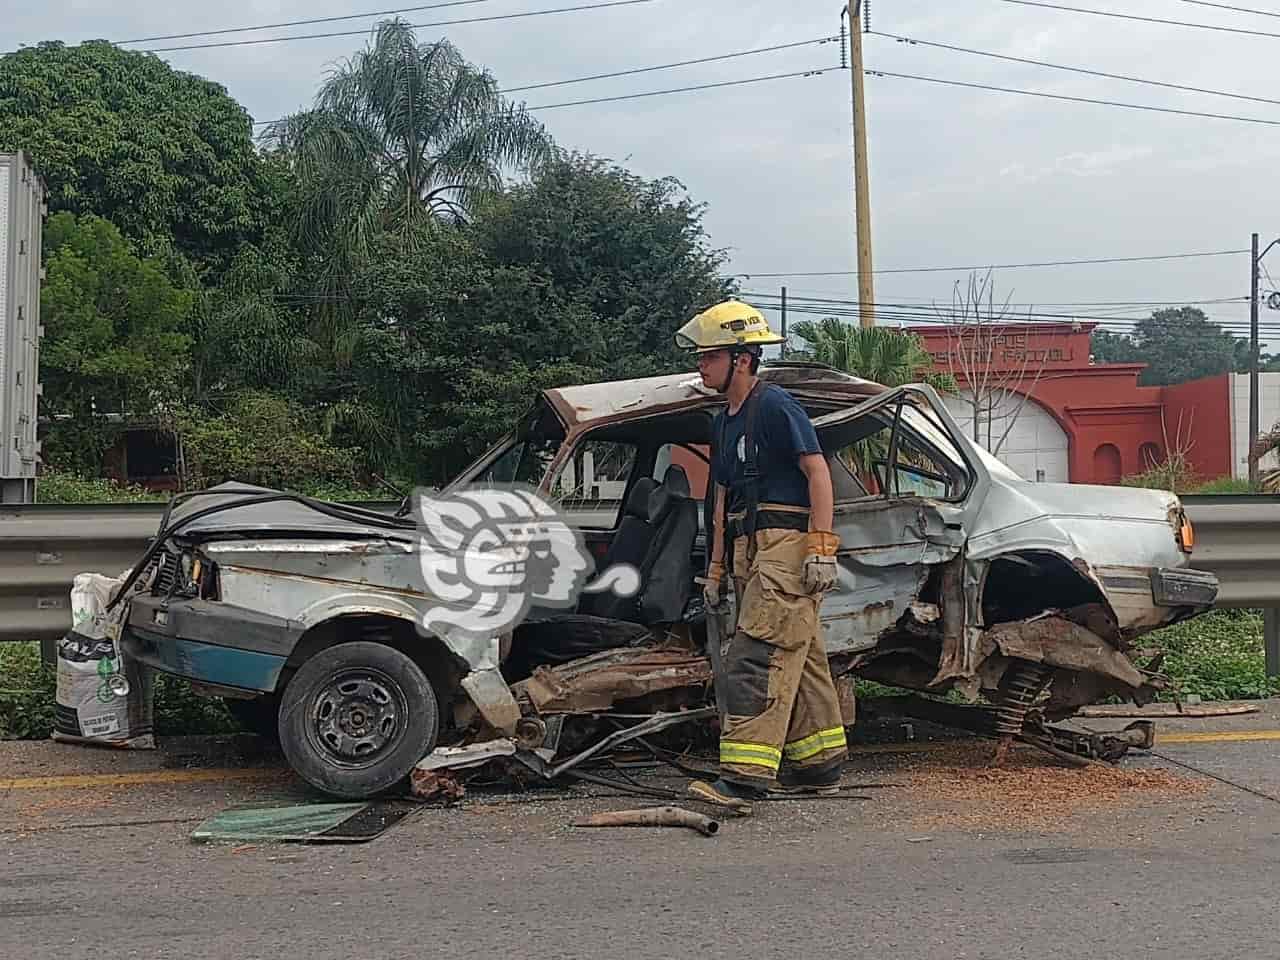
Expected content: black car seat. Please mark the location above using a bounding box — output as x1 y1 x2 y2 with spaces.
637 464 698 625
577 477 658 619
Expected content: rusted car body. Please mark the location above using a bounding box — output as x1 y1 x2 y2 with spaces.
119 363 1217 798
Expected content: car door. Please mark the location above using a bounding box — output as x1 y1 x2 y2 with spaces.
810 386 978 657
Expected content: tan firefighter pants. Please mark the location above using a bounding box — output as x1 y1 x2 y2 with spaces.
718 527 848 785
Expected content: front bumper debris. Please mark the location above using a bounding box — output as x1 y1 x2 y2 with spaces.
1150 567 1219 608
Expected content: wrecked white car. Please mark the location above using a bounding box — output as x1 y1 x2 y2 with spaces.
116 364 1218 798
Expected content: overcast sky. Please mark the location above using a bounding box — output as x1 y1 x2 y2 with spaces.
11 0 1280 343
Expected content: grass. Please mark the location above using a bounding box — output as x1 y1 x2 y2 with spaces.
1188 476 1255 495
0 642 239 740
1144 609 1280 702
37 470 168 504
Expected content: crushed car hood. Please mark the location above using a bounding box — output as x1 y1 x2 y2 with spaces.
162 483 412 543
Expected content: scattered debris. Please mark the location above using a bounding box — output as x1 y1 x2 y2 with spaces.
190 800 419 844
410 769 466 803
573 805 720 836
905 836 933 843
415 739 517 772
514 648 713 714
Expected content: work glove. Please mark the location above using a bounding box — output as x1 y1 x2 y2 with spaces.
803 531 841 593
703 560 726 609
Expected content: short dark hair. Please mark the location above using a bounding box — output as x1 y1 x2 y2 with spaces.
734 345 762 374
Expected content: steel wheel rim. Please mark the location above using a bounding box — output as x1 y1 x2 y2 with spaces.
306 666 409 769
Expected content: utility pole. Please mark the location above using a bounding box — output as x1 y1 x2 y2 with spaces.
843 2 875 328
1251 232 1260 490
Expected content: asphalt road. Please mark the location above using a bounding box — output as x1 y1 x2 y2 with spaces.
5 712 1280 960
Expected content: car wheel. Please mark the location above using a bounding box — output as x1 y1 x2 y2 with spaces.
223 694 281 742
278 641 439 800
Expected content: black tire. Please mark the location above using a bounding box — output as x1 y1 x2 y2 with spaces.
278 641 439 800
223 695 281 742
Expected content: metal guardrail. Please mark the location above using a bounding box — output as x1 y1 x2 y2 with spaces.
0 500 397 644
1180 494 1280 609
0 494 1276 644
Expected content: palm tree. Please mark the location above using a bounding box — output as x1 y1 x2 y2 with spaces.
791 318 955 392
791 319 956 491
268 19 553 268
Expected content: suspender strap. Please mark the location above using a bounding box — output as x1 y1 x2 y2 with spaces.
741 380 766 562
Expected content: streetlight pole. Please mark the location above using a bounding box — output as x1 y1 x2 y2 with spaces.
844 2 875 328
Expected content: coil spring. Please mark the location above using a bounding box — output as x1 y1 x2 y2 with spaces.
995 662 1054 737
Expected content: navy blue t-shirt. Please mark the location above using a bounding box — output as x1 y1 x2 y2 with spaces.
711 383 822 513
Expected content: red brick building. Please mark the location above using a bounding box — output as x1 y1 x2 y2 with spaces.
909 322 1237 485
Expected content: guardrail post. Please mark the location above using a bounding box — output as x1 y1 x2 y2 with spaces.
1267 609 1280 678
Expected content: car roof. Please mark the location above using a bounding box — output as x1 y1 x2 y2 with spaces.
542 362 885 429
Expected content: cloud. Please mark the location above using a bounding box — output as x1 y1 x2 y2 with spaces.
6 0 1274 324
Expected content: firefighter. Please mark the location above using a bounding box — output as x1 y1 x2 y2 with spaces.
674 298 848 815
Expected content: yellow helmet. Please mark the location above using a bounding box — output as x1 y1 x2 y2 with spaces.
674 299 786 353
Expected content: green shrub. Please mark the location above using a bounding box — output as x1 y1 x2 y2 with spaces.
1189 476 1255 495
37 469 167 503
1146 609 1280 701
181 392 362 491
0 643 57 739
0 641 243 740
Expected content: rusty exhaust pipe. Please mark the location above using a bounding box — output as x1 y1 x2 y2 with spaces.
573 805 720 836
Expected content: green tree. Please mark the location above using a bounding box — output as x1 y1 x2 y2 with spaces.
469 153 734 380
790 319 956 392
1089 308 1241 386
0 41 272 271
39 213 194 473
341 153 734 484
270 20 551 272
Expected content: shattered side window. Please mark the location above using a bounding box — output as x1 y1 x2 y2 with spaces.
550 440 638 527
827 404 965 500
475 436 559 487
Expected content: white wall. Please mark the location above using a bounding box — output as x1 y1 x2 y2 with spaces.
943 390 1069 483
1230 373 1280 479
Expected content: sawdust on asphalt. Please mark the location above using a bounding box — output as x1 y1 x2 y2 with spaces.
893 742 1210 831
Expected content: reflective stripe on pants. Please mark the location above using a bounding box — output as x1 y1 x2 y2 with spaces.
784 726 848 762
720 741 782 771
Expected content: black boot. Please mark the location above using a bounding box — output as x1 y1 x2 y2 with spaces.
688 777 768 814
776 763 843 795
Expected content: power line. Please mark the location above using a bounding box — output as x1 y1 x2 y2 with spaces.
1000 0 1280 40
118 0 490 45
743 291 1250 310
526 67 831 110
503 36 838 93
866 68 1280 126
750 300 1280 333
750 300 1279 330
142 0 658 53
756 292 1254 312
1172 0 1280 18
757 304 1265 327
743 292 1262 322
870 30 1280 107
732 249 1250 278
253 63 834 126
